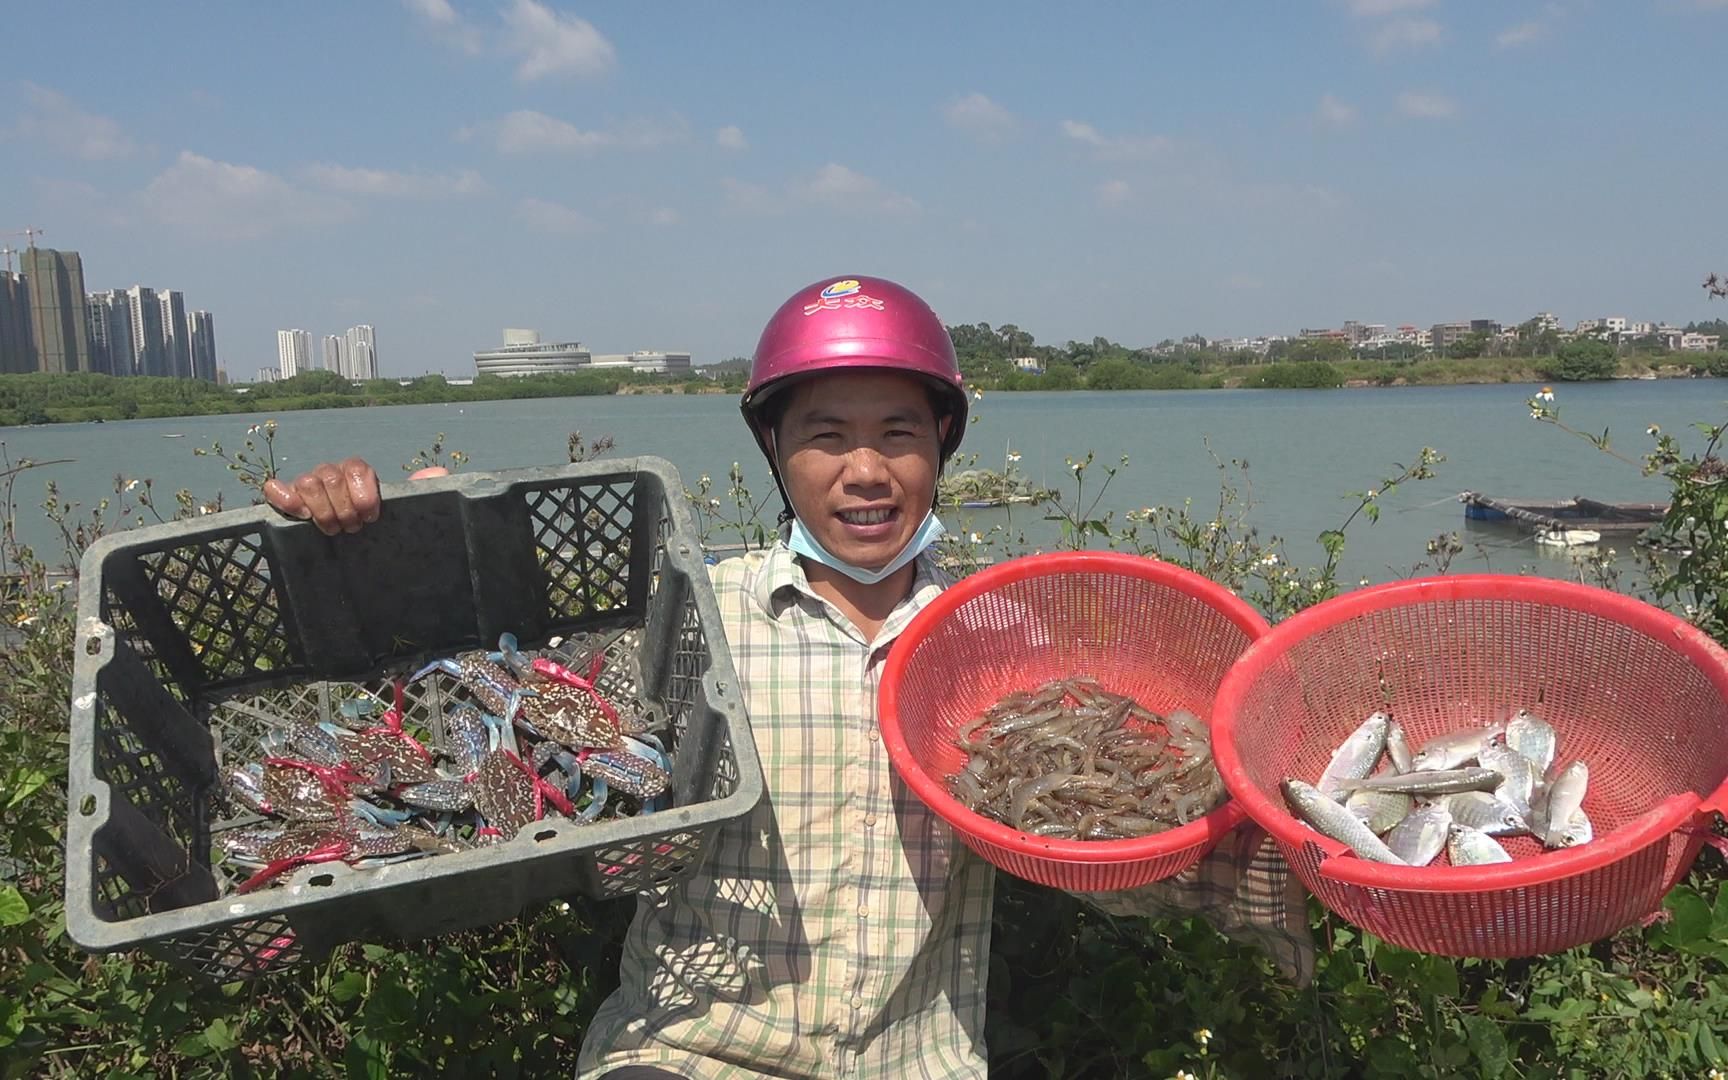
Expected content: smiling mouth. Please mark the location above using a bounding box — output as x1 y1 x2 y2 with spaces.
838 507 896 526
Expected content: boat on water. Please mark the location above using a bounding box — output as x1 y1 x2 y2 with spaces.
1534 526 1602 547
160 433 185 439
1459 491 1667 537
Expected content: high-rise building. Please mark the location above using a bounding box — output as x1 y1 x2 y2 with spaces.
158 290 190 378
345 324 376 380
125 286 166 376
321 334 345 375
0 271 32 374
188 310 217 382
86 290 135 376
22 247 92 373
277 329 311 378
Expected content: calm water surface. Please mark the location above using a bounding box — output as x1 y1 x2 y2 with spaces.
2 380 1717 587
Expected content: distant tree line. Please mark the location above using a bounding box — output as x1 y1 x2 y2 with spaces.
0 368 735 427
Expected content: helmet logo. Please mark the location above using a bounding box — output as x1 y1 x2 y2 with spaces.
803 279 886 316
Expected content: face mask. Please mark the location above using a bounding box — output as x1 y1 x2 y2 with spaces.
786 511 945 585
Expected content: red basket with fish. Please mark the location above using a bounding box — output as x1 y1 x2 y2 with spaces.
878 551 1269 892
1211 573 1728 958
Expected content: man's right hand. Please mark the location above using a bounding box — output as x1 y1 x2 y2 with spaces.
264 459 452 535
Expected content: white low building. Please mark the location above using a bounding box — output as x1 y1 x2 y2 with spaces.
473 329 593 376
590 350 693 374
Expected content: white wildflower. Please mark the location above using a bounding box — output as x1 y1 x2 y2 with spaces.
124 479 140 492
968 532 983 544
1537 387 1555 402
16 614 38 627
1206 521 1220 535
1358 577 1370 588
1007 450 1021 463
1647 424 1660 437
972 388 984 402
1260 553 1279 566
1529 407 1544 420
1194 1028 1212 1048
699 474 711 486
556 900 570 913
1364 489 1377 500
709 499 721 510
1174 1071 1198 1080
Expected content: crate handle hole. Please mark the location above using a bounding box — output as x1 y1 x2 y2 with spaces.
309 873 335 887
79 794 96 816
534 828 556 842
85 636 102 656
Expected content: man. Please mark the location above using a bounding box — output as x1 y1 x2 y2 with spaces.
266 275 1311 1079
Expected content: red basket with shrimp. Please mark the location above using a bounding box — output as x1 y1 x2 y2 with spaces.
878 551 1269 892
1211 574 1728 958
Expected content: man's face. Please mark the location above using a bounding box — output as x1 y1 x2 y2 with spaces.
774 370 946 571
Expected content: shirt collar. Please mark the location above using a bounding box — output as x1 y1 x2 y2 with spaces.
752 537 950 635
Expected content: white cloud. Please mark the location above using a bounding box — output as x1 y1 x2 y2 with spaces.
1369 17 1444 53
516 196 594 233
1061 119 1170 161
1315 93 1359 129
1495 20 1547 47
943 92 1016 142
12 83 140 161
303 163 485 197
715 125 747 151
502 0 615 81
1397 91 1459 118
1096 179 1133 207
140 151 348 240
401 0 484 53
493 110 687 154
790 163 919 214
1347 0 1436 15
647 207 679 226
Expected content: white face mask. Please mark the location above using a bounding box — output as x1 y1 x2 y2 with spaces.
785 510 946 585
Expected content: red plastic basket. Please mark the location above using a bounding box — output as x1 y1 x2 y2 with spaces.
1212 574 1728 958
878 551 1269 891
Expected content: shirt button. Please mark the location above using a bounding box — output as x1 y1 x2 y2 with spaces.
867 729 879 742
851 995 864 1009
864 815 877 828
858 907 869 919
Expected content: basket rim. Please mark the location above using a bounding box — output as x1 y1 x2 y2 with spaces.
1211 572 1728 892
879 550 1264 867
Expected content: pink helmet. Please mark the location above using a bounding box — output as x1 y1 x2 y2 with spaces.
740 275 969 468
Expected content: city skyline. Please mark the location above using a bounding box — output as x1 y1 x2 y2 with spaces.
1 4 1724 375
0 244 221 379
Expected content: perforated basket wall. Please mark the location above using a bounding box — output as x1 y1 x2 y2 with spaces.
1211 574 1728 958
65 457 762 980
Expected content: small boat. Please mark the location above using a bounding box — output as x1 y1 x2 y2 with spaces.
160 433 185 439
1459 492 1667 535
1534 526 1601 547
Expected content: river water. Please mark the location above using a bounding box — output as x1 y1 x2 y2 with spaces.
0 380 1715 587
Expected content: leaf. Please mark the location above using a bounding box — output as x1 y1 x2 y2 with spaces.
1414 955 1460 1000
329 970 367 1003
1666 886 1713 945
1318 529 1346 557
345 1034 389 1080
0 887 28 928
3 767 48 810
203 1017 238 1052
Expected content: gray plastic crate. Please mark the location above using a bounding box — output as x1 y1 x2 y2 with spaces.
64 457 763 979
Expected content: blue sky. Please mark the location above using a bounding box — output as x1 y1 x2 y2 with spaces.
2 1 1725 378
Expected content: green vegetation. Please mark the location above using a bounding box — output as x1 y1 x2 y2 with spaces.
4 413 1725 1077
0 368 739 428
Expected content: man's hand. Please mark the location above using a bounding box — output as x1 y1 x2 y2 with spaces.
263 457 392 536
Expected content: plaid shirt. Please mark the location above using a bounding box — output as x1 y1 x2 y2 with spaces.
577 543 1312 1080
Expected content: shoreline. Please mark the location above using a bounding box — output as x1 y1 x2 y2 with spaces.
0 362 1718 429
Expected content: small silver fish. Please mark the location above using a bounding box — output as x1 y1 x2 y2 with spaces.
1318 712 1390 801
1339 766 1503 796
1447 823 1513 865
1552 808 1592 847
1410 723 1505 771
1505 708 1557 775
1541 761 1588 846
1346 787 1413 834
1480 740 1536 818
1444 791 1528 836
1281 779 1406 864
1385 721 1414 774
1386 801 1452 866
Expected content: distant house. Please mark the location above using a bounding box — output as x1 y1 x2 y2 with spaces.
1010 356 1043 374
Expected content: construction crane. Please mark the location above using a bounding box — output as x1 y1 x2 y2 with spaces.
0 245 16 273
2 227 44 252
